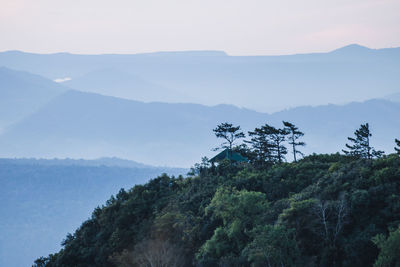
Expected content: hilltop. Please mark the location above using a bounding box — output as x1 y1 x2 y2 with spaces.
34 153 400 266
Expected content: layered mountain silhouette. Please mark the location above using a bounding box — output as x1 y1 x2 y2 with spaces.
1 45 399 166
0 67 66 132
0 87 399 166
1 44 399 112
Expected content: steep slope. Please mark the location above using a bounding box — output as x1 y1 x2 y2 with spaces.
1 45 399 112
33 155 400 267
0 90 398 166
0 158 186 267
0 67 67 132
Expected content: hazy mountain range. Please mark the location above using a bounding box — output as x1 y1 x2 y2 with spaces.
1 44 399 112
0 55 399 166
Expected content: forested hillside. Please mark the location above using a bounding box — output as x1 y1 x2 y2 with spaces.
34 125 400 267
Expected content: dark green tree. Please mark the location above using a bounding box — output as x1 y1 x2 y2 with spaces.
395 139 400 155
188 157 211 176
342 123 383 159
32 257 49 267
246 124 288 164
213 122 245 157
243 225 300 266
246 126 276 166
267 125 288 163
283 121 305 162
197 187 269 265
372 225 400 267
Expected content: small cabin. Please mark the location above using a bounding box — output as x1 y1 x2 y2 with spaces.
209 148 248 164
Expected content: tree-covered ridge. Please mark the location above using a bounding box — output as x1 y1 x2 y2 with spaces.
35 151 400 267
34 122 400 266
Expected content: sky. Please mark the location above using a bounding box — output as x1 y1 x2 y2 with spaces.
1 0 400 55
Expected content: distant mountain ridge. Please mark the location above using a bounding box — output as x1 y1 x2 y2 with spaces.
0 67 67 131
1 44 399 112
0 88 398 166
0 157 182 169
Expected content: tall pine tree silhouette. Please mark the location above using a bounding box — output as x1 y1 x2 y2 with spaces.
213 122 245 157
395 139 400 155
246 124 288 164
246 126 276 166
343 123 383 159
283 121 305 162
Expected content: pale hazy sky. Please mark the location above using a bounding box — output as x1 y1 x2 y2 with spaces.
1 0 400 55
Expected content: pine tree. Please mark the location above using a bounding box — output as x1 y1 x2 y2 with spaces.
343 123 383 159
269 126 288 163
283 121 305 162
246 124 288 164
213 122 245 156
246 126 276 166
395 139 400 155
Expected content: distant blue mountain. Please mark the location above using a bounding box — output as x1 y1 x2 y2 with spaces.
1 45 399 112
0 90 265 166
330 43 374 55
0 88 398 166
0 67 67 132
0 156 179 169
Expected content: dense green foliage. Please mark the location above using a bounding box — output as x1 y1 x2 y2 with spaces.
35 152 400 266
372 225 400 267
245 123 289 165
